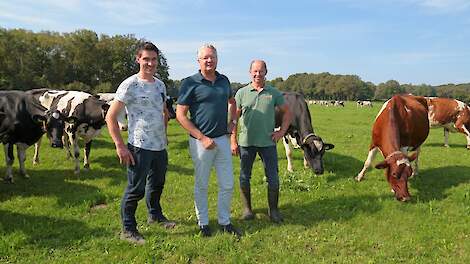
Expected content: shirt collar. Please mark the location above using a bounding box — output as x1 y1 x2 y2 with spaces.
192 71 221 83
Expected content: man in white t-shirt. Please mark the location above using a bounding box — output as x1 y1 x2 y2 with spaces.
106 42 174 245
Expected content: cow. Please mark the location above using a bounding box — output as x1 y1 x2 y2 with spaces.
0 90 65 183
334 100 345 107
426 97 470 149
28 89 109 174
275 92 335 174
357 100 373 108
356 95 429 202
97 92 177 128
97 93 128 131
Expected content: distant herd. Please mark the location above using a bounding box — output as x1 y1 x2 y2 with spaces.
1 90 469 202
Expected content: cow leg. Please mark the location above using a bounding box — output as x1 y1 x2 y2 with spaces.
444 128 450 147
411 147 420 178
461 124 470 149
3 143 14 183
83 140 92 170
67 132 81 175
63 133 72 159
282 137 294 172
17 143 29 179
356 147 378 181
303 157 309 169
33 136 41 165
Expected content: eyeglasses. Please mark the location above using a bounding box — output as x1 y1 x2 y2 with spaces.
198 56 217 61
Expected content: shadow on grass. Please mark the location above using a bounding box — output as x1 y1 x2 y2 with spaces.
0 169 111 207
323 152 364 182
424 142 468 149
277 151 364 182
282 194 385 226
410 165 470 202
0 210 109 249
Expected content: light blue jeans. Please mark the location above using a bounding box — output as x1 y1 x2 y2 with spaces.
189 135 234 226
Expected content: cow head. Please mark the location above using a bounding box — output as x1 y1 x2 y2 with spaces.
166 96 176 119
375 151 417 202
300 133 335 174
44 110 66 148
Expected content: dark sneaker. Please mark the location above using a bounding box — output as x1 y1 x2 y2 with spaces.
147 215 176 229
199 225 212 237
220 223 242 238
120 230 145 245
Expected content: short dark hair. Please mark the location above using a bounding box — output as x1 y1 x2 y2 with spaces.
136 41 159 57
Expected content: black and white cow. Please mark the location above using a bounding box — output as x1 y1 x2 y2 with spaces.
0 90 65 183
97 93 128 131
29 89 109 174
97 92 176 127
275 92 335 174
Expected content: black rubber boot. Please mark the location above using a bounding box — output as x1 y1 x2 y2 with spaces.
268 187 283 223
240 186 255 220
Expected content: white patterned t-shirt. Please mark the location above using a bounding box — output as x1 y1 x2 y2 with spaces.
115 74 167 151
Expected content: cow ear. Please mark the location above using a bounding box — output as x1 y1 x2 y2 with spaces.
375 160 389 170
324 143 335 150
408 152 418 162
32 114 47 123
102 103 110 112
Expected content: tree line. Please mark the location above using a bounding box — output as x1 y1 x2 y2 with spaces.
1 28 469 102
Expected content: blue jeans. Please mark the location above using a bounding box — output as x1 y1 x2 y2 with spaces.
121 144 168 231
239 145 279 189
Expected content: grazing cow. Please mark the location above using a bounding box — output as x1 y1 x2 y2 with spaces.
357 100 373 107
0 91 65 183
356 95 429 201
334 100 345 107
275 92 335 174
426 97 470 149
29 89 109 174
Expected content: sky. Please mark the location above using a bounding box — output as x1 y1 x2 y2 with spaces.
1 0 470 86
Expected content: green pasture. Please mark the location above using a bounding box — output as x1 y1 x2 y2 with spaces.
1 101 469 263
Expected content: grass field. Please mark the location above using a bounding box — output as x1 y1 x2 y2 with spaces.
1 101 469 263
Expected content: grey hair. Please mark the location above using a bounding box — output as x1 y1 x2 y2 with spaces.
197 44 218 59
249 60 268 72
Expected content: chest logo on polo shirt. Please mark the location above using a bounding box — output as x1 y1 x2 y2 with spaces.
261 94 273 100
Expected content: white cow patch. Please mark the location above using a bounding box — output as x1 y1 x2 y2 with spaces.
375 100 390 120
313 140 323 150
396 158 411 167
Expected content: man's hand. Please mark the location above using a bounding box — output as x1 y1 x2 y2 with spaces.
230 140 239 156
200 135 216 149
271 130 285 142
116 145 135 166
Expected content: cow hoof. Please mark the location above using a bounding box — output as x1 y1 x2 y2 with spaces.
355 175 363 182
444 144 450 148
84 164 90 170
467 145 470 150
33 160 39 165
21 174 30 179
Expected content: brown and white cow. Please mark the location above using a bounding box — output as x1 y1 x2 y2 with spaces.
426 97 470 149
356 94 429 202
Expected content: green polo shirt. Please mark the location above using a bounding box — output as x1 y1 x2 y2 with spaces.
235 84 285 147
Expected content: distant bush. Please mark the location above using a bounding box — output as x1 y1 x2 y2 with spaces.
66 81 91 92
94 82 113 93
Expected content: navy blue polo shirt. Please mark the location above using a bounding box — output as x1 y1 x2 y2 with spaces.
177 71 233 138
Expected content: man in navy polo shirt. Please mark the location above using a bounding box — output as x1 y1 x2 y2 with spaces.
176 44 241 237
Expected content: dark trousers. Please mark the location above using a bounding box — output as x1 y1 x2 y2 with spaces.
239 145 279 189
121 144 168 231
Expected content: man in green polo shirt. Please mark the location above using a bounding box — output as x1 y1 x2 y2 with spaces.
230 60 291 223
